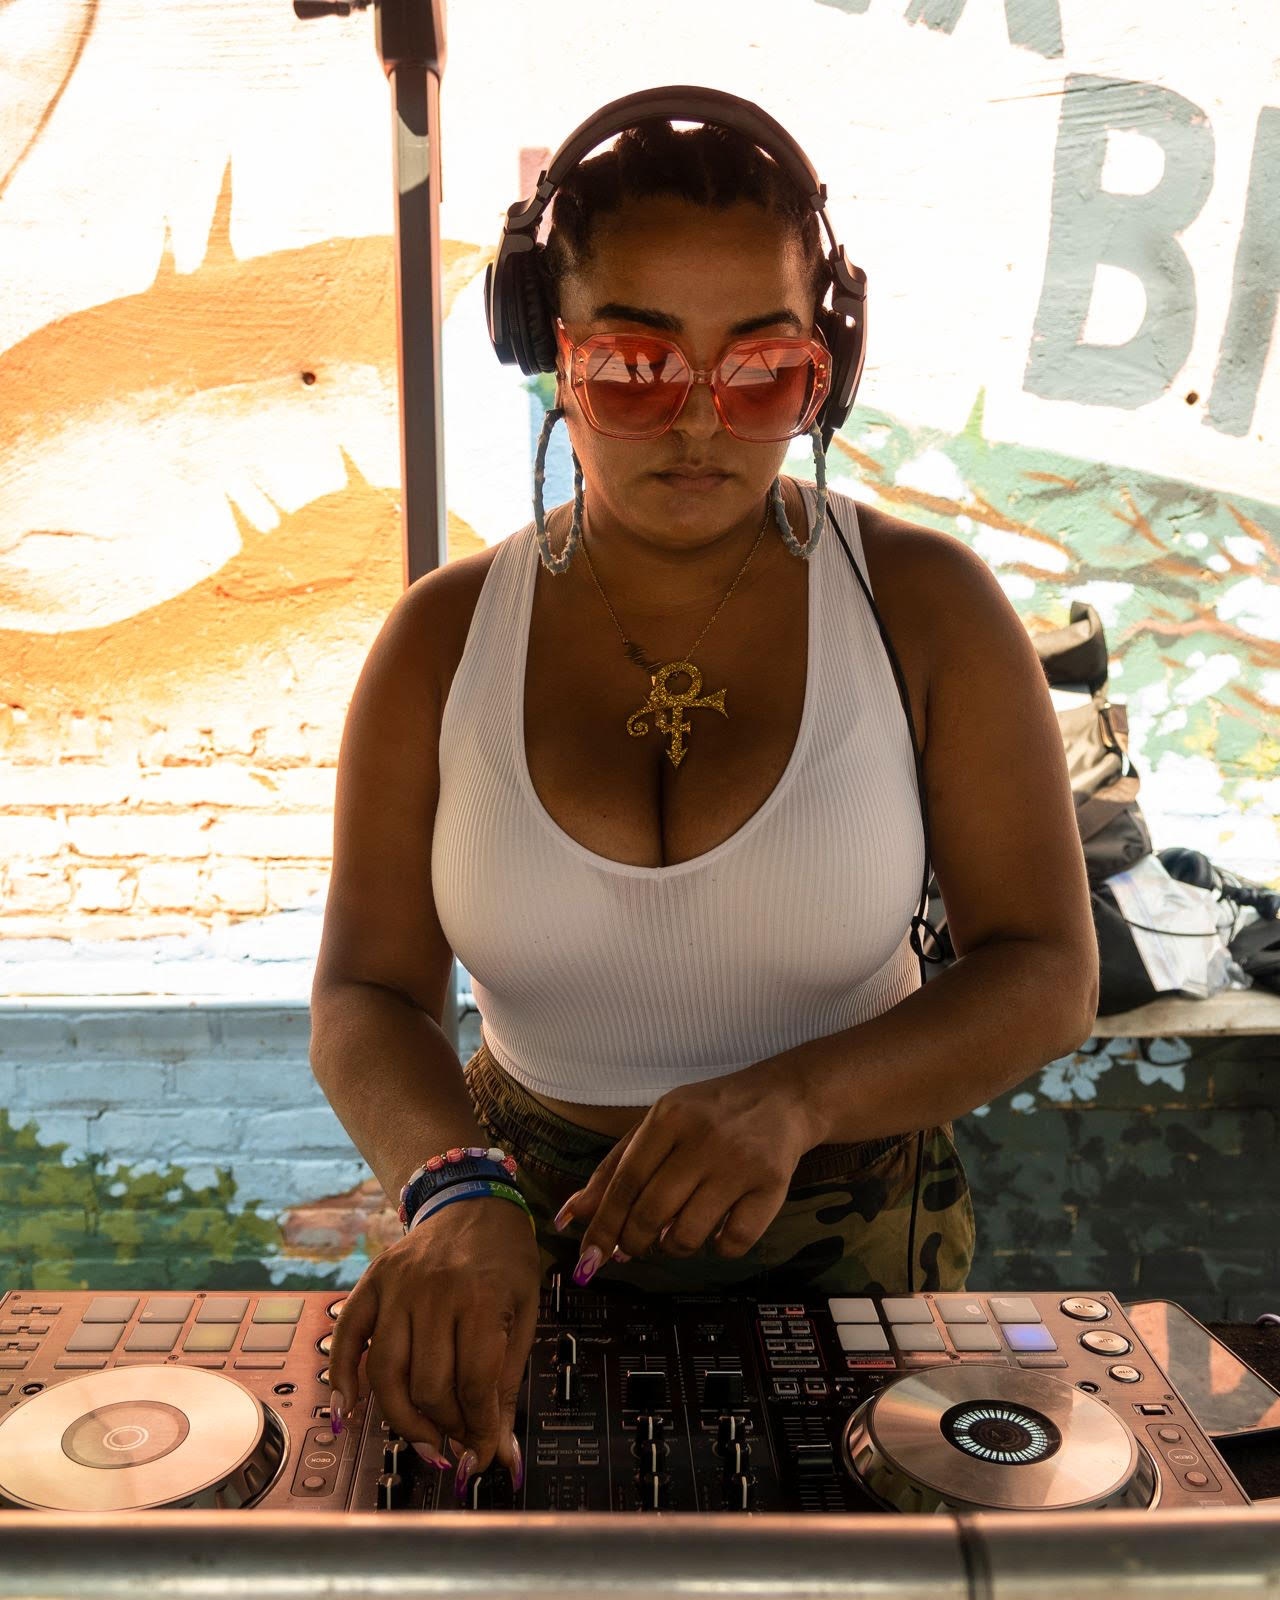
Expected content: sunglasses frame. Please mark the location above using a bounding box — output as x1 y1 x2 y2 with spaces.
553 316 834 443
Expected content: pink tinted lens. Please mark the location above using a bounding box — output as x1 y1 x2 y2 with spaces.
578 335 822 439
716 342 824 441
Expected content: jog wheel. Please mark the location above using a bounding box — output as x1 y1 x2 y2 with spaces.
0 1365 287 1511
842 1365 1158 1513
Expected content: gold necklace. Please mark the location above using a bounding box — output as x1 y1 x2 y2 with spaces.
571 500 774 770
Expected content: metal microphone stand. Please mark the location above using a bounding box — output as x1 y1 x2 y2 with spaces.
296 0 459 1051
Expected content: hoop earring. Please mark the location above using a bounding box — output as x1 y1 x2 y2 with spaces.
771 423 828 559
533 405 584 575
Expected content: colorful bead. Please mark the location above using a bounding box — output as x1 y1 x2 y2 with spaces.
426 1156 445 1171
446 1148 465 1162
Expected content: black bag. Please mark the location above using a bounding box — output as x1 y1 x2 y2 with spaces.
1032 601 1153 886
921 601 1155 998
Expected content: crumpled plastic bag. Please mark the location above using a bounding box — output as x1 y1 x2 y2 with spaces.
1104 853 1253 999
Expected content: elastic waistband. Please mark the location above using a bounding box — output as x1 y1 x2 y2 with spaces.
463 1040 910 1188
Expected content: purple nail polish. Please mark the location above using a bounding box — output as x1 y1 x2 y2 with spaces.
511 1434 524 1492
454 1449 477 1500
573 1246 602 1286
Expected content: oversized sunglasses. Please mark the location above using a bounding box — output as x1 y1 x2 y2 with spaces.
554 317 833 443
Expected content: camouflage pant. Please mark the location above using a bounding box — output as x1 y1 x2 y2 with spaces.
463 1040 976 1297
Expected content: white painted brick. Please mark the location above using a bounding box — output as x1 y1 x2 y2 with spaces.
131 766 282 809
214 1009 311 1057
13 1111 93 1159
210 716 262 757
2 765 134 808
14 1060 168 1109
231 1156 369 1211
0 1013 74 1057
257 724 310 762
202 813 333 860
136 862 204 911
70 867 136 913
3 861 74 912
69 1011 217 1060
238 1105 354 1156
0 816 64 856
68 813 212 859
90 1108 243 1162
63 714 110 758
265 866 330 912
171 1058 317 1107
199 862 268 916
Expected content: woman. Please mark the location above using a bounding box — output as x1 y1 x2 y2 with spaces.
312 115 1098 1500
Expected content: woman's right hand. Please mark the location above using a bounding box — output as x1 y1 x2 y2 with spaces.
327 1197 543 1490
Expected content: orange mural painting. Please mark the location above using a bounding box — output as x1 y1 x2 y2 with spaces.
1 161 492 941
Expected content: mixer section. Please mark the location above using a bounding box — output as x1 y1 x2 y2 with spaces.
0 1283 1252 1514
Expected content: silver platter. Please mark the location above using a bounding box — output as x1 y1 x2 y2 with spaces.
0 1364 287 1512
842 1365 1158 1513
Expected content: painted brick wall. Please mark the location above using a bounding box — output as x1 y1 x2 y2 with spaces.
2 1004 1274 1320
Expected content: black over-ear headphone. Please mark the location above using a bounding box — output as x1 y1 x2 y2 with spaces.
484 85 867 453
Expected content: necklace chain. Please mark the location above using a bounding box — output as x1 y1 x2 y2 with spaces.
573 501 774 681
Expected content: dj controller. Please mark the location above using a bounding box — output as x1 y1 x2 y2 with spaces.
0 1279 1254 1515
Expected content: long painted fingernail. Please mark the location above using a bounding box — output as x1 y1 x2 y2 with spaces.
553 1203 574 1232
573 1246 602 1285
413 1443 450 1468
330 1390 344 1434
510 1433 524 1491
454 1449 478 1500
611 1247 631 1263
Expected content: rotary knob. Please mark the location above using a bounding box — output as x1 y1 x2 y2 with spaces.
634 1413 664 1443
382 1437 407 1476
556 1333 578 1365
638 1472 666 1510
557 1363 576 1404
720 1439 748 1477
726 1471 753 1511
634 1438 667 1474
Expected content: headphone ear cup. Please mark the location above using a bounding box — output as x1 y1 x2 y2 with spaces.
509 249 559 375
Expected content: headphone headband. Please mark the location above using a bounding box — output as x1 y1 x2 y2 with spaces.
485 84 867 449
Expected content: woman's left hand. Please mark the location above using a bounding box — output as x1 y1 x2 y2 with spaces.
555 1060 824 1279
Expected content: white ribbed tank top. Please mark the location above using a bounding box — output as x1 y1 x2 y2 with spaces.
432 480 926 1105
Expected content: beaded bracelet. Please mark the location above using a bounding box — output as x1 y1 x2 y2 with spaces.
398 1145 519 1230
407 1177 537 1239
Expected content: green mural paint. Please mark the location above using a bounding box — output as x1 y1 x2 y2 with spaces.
902 0 1063 56
1207 106 1280 439
835 394 1279 811
0 1110 340 1294
1026 75 1215 410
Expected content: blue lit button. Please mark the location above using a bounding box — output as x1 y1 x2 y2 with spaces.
1003 1323 1058 1353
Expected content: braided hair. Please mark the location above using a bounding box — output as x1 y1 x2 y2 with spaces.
538 119 830 321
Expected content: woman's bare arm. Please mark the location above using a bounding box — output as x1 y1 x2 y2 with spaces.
783 524 1100 1140
310 564 491 1201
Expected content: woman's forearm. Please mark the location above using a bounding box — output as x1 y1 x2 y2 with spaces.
782 936 1097 1148
309 979 493 1202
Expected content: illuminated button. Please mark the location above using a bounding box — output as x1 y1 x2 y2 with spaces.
140 1296 194 1323
124 1323 182 1353
83 1297 139 1323
891 1326 945 1353
242 1325 295 1353
253 1297 305 1324
827 1298 877 1324
1060 1297 1109 1321
988 1298 1041 1324
1081 1330 1131 1357
1003 1324 1058 1353
66 1324 124 1353
196 1297 249 1323
949 1324 1001 1352
773 1379 800 1396
935 1298 989 1324
837 1324 890 1354
880 1299 932 1324
184 1324 237 1353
